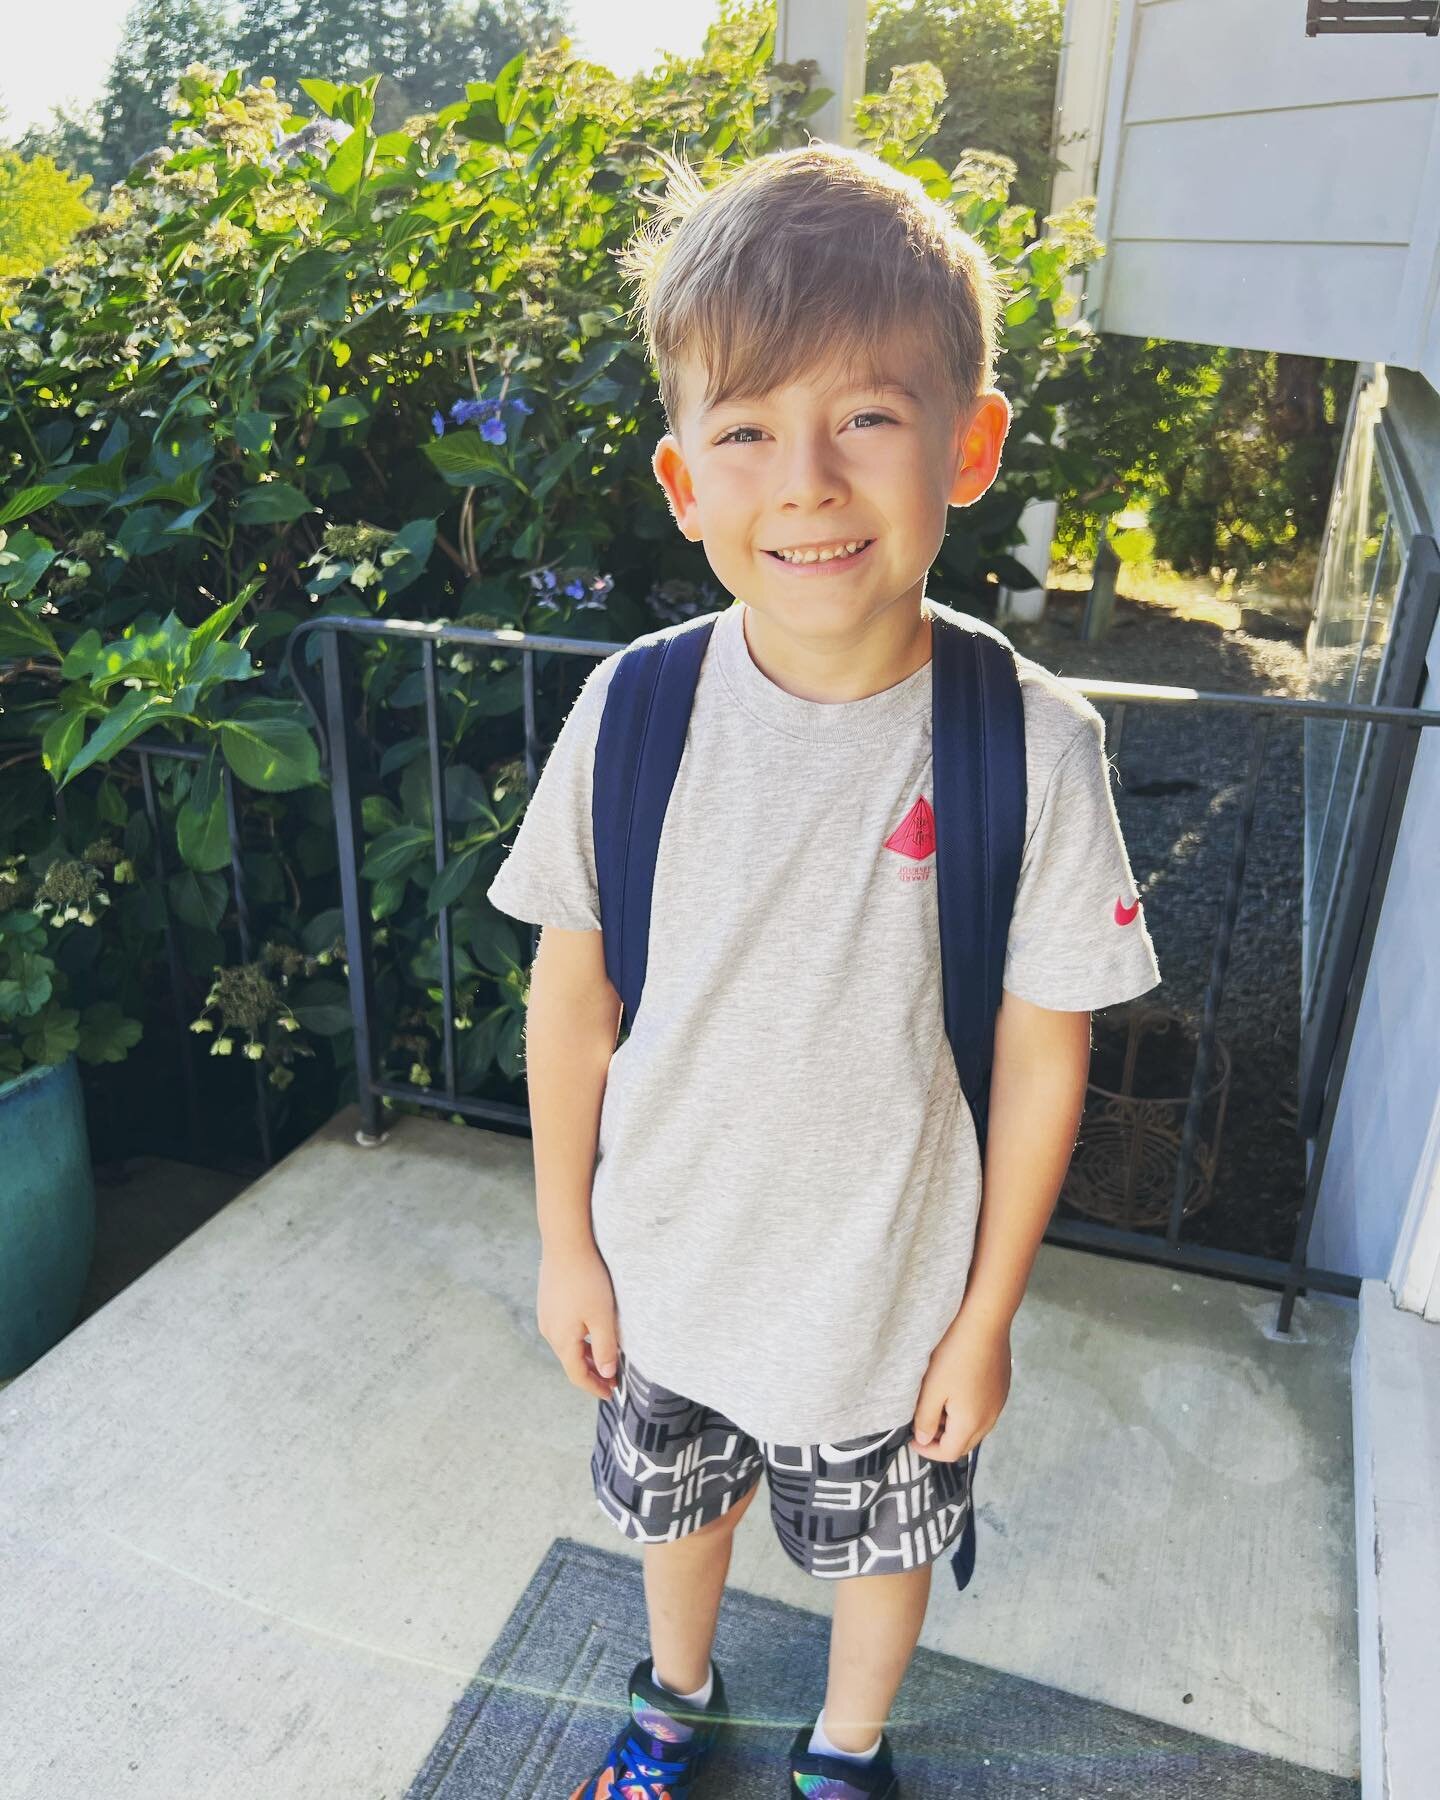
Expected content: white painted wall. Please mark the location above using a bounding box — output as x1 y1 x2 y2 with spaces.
1083 0 1440 382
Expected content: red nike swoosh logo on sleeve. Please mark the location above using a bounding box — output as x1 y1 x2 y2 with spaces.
1115 895 1141 925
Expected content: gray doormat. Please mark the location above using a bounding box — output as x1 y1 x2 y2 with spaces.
405 1537 1358 1799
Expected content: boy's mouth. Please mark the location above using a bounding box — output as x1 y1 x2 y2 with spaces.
763 538 876 574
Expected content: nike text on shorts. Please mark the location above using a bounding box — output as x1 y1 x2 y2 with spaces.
591 1351 975 1578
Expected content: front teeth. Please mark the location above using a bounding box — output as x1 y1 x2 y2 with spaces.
773 539 870 564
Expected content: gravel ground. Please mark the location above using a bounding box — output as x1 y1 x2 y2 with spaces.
1003 584 1315 1265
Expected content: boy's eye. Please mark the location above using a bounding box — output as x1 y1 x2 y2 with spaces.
715 412 896 446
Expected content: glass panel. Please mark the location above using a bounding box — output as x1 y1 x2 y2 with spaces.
1302 367 1404 1009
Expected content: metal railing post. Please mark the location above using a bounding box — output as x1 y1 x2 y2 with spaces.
320 630 386 1144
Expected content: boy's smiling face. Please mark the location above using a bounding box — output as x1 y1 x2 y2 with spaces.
650 329 1011 641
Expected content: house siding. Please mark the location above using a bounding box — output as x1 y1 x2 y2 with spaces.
1087 0 1440 377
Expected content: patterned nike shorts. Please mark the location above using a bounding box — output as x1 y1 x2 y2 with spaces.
591 1350 976 1580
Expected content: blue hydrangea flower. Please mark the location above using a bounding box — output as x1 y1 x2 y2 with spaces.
449 398 494 428
507 396 533 416
431 410 445 436
480 414 507 444
564 579 586 599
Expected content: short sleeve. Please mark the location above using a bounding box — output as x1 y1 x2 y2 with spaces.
1002 713 1162 1012
485 655 615 932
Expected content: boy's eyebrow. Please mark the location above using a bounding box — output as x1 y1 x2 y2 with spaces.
703 379 921 415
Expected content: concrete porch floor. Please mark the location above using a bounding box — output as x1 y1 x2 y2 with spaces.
0 1105 1360 1797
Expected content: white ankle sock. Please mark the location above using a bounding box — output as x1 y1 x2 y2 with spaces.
808 1706 882 1763
654 1659 714 1709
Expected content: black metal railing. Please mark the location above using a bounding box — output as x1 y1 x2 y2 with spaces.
266 612 1440 1331
76 608 1404 1339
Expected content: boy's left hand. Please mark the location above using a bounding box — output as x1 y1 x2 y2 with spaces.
909 1308 1012 1462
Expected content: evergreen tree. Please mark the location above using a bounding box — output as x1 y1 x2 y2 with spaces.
10 102 107 189
232 0 571 130
94 0 230 187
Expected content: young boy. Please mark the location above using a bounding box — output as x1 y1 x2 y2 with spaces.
486 142 1161 1799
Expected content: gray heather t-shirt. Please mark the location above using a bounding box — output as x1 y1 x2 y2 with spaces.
487 597 1161 1443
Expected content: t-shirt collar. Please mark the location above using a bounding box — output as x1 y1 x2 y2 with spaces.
711 600 935 744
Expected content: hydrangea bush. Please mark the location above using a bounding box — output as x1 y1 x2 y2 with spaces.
0 8 1101 1136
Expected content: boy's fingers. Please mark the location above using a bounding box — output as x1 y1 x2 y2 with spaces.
559 1338 611 1400
910 1400 943 1452
587 1327 619 1380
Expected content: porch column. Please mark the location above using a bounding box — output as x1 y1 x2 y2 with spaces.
774 0 868 150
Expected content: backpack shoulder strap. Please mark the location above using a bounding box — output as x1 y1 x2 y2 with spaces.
930 610 1027 1161
592 618 717 1034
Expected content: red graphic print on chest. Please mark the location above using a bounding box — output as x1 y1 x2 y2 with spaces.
884 795 935 882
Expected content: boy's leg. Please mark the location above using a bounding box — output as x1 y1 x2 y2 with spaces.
643 1477 761 1693
821 1561 933 1750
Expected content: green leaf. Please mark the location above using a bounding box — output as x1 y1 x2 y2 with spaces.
184 592 252 674
234 481 318 524
362 824 432 883
61 461 130 502
75 1002 143 1065
362 793 402 834
234 412 275 455
42 707 88 783
0 600 59 658
176 754 232 872
411 289 476 315
378 516 436 595
21 1003 80 1065
114 506 175 558
0 528 59 601
96 776 129 826
218 708 321 791
493 53 525 126
291 983 354 1036
168 867 228 931
496 1010 524 1080
317 395 370 427
301 908 346 955
324 124 368 198
529 439 586 505
421 430 526 491
61 689 167 787
0 484 68 527
428 843 483 913
298 78 340 116
370 872 408 921
444 763 498 823
0 949 53 1019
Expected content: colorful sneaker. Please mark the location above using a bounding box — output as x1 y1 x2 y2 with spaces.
786 1723 900 1798
569 1655 731 1798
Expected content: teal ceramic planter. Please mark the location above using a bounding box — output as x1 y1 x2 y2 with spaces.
0 1055 96 1380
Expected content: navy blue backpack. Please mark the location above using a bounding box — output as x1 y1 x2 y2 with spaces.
590 605 1026 1593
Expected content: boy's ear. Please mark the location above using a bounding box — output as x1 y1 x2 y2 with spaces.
948 389 1012 509
652 434 702 542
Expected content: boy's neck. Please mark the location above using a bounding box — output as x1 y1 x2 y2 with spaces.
739 595 933 705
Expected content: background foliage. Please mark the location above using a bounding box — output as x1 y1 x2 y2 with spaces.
0 154 97 293
4 0 1349 588
0 5 1107 1161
